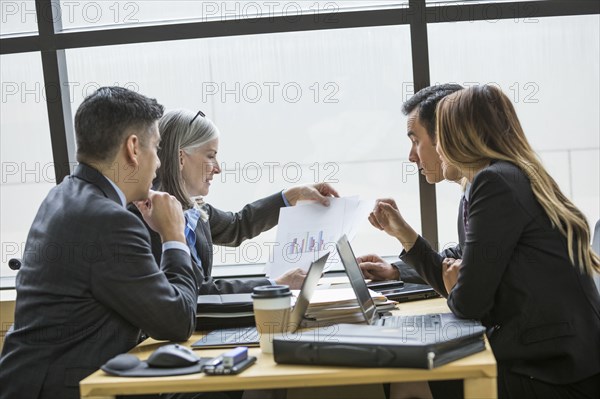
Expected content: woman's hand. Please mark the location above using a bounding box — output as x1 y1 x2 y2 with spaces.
283 183 340 206
274 268 308 290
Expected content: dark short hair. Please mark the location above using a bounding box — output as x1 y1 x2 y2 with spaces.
402 84 464 140
75 86 164 163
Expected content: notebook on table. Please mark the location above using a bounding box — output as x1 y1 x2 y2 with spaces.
192 252 329 349
370 282 440 303
365 268 439 302
272 235 486 369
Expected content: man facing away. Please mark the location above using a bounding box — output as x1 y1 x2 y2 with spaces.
0 87 199 399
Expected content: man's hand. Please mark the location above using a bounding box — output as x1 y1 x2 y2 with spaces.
442 258 462 294
369 199 407 236
369 199 418 251
274 268 308 290
283 183 340 206
357 254 400 281
134 190 186 244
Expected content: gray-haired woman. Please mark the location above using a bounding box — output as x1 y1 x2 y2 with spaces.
133 109 339 295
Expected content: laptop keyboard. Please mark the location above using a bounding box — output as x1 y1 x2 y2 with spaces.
378 314 442 329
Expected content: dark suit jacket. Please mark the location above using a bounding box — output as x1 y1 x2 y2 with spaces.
131 192 285 295
394 196 466 289
0 164 198 399
408 161 600 383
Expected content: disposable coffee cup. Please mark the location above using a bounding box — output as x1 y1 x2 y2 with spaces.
252 285 293 354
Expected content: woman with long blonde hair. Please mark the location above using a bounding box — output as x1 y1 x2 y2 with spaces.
433 85 600 398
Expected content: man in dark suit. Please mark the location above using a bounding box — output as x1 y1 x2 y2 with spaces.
0 87 199 399
358 84 465 294
357 84 465 399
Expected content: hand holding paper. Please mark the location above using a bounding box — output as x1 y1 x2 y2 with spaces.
282 183 340 206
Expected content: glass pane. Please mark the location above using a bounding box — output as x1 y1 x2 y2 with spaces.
426 0 545 3
429 15 600 248
58 1 407 30
0 0 38 35
66 25 415 267
0 52 55 279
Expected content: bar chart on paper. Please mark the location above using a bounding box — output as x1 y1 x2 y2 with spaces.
264 197 374 277
287 230 328 255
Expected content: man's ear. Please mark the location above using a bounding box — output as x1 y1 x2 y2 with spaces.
124 135 141 166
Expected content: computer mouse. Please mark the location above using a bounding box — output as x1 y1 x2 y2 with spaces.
146 344 201 368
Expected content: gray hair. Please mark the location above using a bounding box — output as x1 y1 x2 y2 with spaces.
156 109 220 211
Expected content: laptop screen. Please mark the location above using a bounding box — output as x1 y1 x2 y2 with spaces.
336 235 378 325
288 252 329 328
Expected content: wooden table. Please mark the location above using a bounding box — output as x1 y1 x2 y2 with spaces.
0 289 16 348
80 297 497 399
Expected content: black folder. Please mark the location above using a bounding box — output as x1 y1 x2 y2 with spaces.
197 293 253 313
273 320 486 369
196 294 254 330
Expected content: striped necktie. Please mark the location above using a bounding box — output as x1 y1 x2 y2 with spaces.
462 197 469 233
184 208 202 266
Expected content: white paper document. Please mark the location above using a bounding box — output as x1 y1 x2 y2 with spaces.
264 197 373 277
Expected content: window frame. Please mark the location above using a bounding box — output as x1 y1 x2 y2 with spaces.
1 0 598 271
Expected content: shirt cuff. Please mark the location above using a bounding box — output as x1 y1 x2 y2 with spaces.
268 278 277 286
163 241 191 255
281 191 291 207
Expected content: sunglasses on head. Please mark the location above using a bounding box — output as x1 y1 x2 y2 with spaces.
189 110 206 125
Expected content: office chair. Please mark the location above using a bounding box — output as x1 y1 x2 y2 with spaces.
8 258 21 270
592 220 600 293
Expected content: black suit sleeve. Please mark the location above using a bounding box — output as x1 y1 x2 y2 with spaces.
391 260 426 284
441 244 463 260
395 195 466 296
447 169 523 319
400 237 449 297
392 241 462 286
208 192 285 246
91 211 198 342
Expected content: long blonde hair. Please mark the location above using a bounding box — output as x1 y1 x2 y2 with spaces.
436 85 600 276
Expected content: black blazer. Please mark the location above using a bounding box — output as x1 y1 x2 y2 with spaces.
131 192 285 295
410 161 600 384
394 196 466 289
0 164 198 399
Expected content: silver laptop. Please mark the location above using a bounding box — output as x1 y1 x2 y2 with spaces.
192 252 329 348
336 235 483 331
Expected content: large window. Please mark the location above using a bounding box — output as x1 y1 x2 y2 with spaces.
0 52 55 279
429 15 600 248
66 25 415 267
0 0 38 35
58 1 407 30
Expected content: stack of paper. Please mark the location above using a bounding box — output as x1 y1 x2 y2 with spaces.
291 288 397 327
